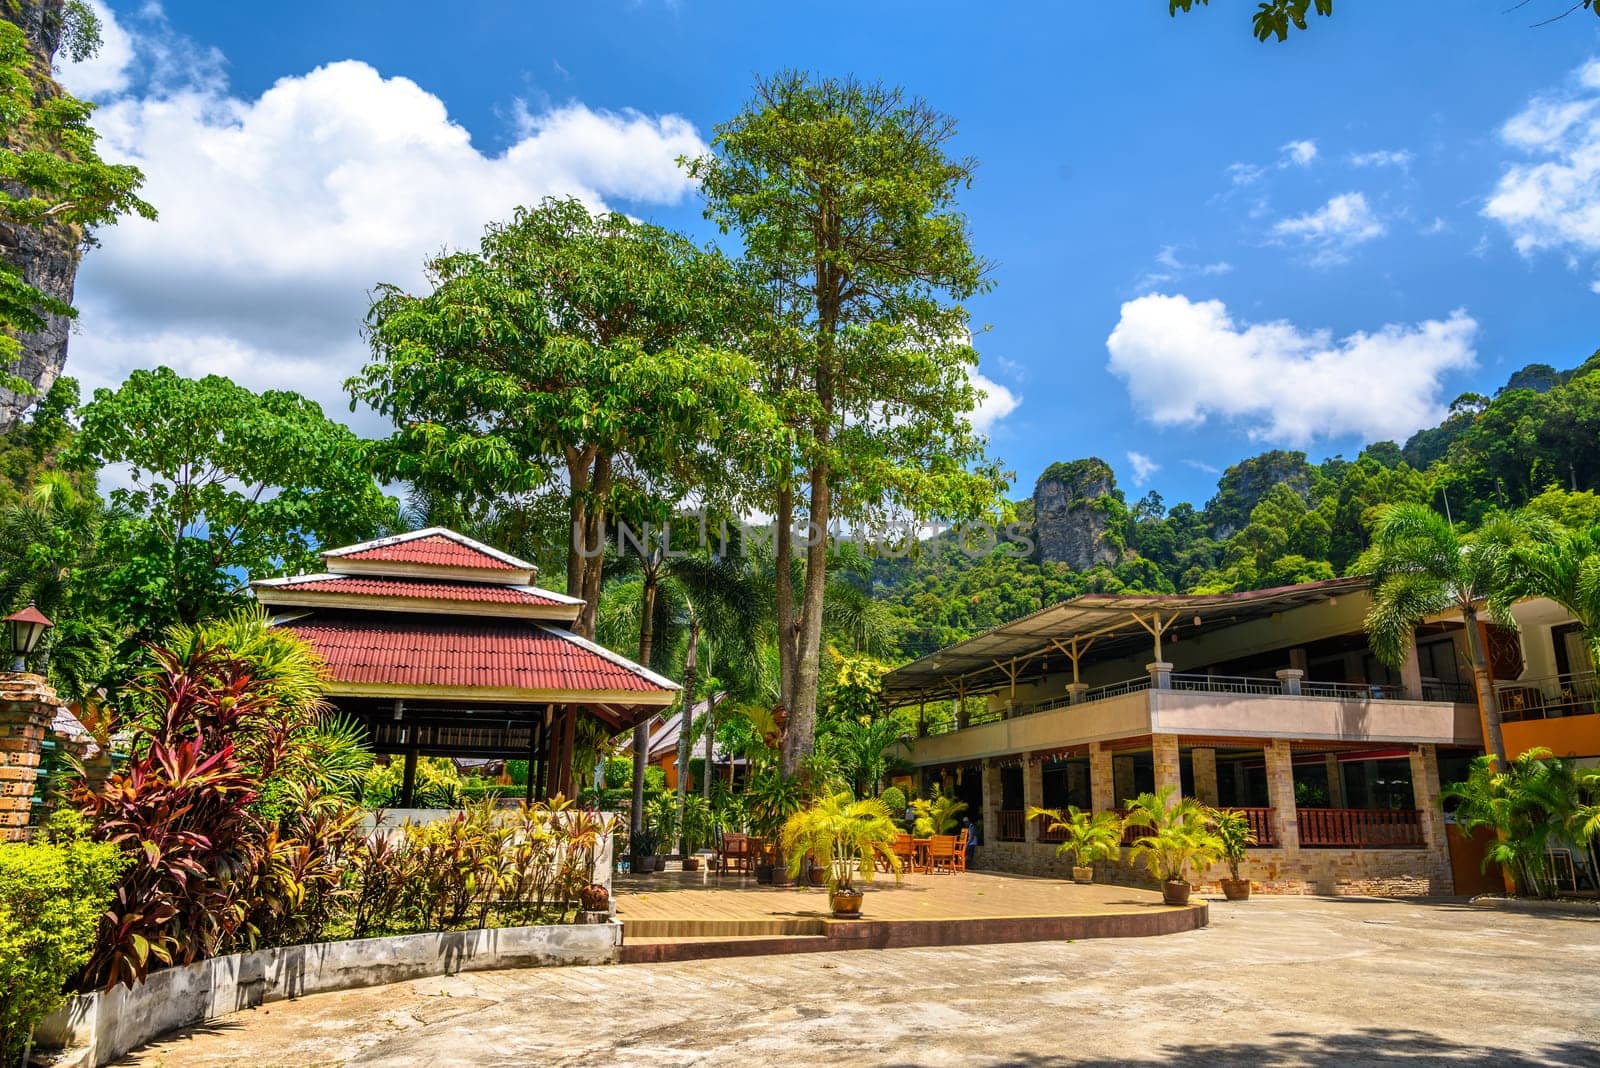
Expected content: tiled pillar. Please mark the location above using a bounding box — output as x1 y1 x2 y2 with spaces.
1146 661 1173 690
0 675 58 841
1089 741 1115 813
1409 744 1453 892
980 759 1000 847
1066 682 1089 705
1276 668 1304 696
1191 747 1219 805
1263 739 1300 852
1152 733 1181 798
1112 755 1136 808
1023 758 1044 843
1325 753 1345 807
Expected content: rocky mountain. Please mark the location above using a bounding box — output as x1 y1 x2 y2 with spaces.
1032 457 1124 570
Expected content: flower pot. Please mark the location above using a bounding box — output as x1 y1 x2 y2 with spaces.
1162 879 1192 906
1071 866 1094 885
683 856 701 872
580 882 611 911
1220 877 1251 901
806 865 827 887
644 855 661 874
755 862 775 885
830 888 864 918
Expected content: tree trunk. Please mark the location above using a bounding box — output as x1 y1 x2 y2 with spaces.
1463 606 1509 768
783 463 830 777
774 483 798 715
674 619 700 855
630 569 659 851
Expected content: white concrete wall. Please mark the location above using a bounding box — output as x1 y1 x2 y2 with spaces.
38 922 622 1066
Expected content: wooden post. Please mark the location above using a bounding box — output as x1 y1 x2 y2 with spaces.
400 749 418 809
524 710 538 805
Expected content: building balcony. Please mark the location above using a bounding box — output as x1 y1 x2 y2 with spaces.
909 672 1482 768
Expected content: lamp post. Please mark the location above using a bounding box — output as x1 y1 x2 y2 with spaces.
3 603 53 673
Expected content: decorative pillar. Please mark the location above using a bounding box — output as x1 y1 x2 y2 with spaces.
1263 739 1300 851
1191 747 1219 805
1276 668 1304 696
980 759 1000 847
0 674 56 841
1409 744 1452 892
1146 662 1173 690
1023 758 1044 844
1400 637 1424 700
1066 682 1090 705
1112 755 1136 808
1151 733 1181 798
1089 741 1115 813
1324 753 1344 807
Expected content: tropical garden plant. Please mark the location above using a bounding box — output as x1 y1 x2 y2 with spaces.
911 792 968 837
1445 748 1600 899
781 792 902 908
1122 787 1223 903
1026 805 1123 880
1210 808 1258 899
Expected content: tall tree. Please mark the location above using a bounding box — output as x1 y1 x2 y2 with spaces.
1 1 153 426
689 73 1007 775
1360 503 1524 767
352 197 772 639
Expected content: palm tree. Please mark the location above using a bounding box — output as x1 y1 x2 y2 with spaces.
780 792 901 895
1492 517 1600 673
1122 787 1223 892
1026 805 1124 874
1446 747 1600 898
822 715 911 796
1360 503 1525 767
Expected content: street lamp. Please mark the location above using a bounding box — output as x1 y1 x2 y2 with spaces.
3 603 53 672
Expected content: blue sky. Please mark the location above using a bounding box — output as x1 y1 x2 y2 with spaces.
56 2 1600 510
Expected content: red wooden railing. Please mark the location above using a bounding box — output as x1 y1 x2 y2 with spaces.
1297 807 1423 848
1038 818 1069 844
1218 806 1277 848
997 809 1026 842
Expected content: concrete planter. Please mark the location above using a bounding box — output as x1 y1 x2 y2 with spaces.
37 921 622 1067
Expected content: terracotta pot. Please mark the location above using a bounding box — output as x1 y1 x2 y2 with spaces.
1220 877 1251 901
755 863 775 885
1072 866 1094 885
830 888 864 918
683 856 701 872
579 882 610 911
1162 879 1192 906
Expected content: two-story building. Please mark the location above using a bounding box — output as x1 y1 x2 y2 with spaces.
884 577 1495 896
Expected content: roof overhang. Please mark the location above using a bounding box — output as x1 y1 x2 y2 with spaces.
253 581 583 622
883 576 1372 705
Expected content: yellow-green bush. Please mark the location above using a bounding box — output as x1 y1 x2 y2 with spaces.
0 811 126 1057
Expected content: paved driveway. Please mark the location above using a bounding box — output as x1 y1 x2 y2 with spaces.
126 897 1600 1067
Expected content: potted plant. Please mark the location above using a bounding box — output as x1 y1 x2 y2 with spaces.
1211 808 1256 901
1122 786 1222 906
648 795 679 869
748 769 804 885
781 792 902 918
681 795 713 871
1027 804 1123 884
632 826 660 874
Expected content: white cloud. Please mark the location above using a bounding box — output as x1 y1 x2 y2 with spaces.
1135 246 1231 291
63 6 708 427
1347 149 1413 169
1105 294 1477 445
1272 192 1386 265
1485 58 1600 277
1281 139 1318 167
1227 162 1266 187
1125 451 1160 484
969 371 1020 434
1183 458 1221 475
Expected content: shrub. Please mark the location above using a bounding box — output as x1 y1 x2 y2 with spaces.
877 786 907 816
362 756 463 809
0 811 126 1058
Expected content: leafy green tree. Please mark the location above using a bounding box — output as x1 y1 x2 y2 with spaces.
1 10 153 400
689 72 1008 773
70 367 395 632
1493 516 1600 672
1446 748 1600 898
1204 450 1313 538
1168 0 1333 43
353 197 772 638
1360 503 1525 766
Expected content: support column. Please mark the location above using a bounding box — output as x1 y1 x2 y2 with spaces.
1324 753 1344 807
1151 733 1181 798
980 759 1001 847
1089 741 1115 813
1400 637 1424 700
1112 755 1136 808
1023 758 1044 844
1276 668 1304 696
1146 661 1173 690
1263 739 1300 852
1066 682 1090 705
0 675 56 841
1409 744 1452 892
1191 747 1219 805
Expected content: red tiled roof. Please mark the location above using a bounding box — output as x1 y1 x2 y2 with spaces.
337 533 520 571
283 616 670 694
269 575 571 606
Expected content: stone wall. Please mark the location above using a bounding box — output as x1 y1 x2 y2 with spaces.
0 673 61 839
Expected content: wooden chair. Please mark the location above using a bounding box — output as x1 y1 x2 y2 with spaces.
718 832 750 874
883 832 914 873
926 834 958 874
952 828 969 872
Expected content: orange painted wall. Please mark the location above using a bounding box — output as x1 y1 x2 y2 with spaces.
1503 713 1600 760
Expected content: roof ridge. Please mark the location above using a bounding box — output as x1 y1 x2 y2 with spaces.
321 526 538 571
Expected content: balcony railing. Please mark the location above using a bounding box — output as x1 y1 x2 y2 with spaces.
1297 807 1423 849
1497 671 1600 723
1169 673 1282 696
997 809 1026 842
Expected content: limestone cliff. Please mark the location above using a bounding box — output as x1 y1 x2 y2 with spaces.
0 0 83 429
1032 457 1124 570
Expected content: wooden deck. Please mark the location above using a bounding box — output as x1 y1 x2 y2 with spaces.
613 869 1208 962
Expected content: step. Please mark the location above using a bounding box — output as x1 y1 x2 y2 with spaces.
618 934 833 964
618 917 826 939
